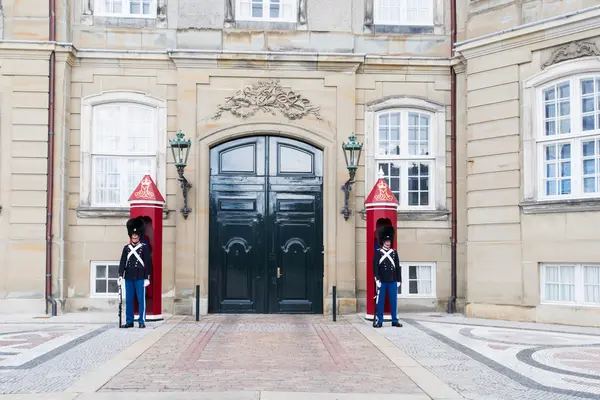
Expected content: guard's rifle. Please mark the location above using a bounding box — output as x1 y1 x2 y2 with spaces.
118 280 123 328
372 279 380 327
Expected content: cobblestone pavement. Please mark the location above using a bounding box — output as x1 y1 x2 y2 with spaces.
373 313 600 400
0 320 157 394
100 314 425 395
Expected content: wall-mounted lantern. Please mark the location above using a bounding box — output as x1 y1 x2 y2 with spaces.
169 130 192 219
341 134 363 221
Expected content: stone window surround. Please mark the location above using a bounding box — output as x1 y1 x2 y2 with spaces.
82 0 167 27
522 57 600 215
90 261 120 298
364 0 445 35
78 91 168 218
539 263 600 307
225 0 307 29
398 262 437 299
364 96 448 220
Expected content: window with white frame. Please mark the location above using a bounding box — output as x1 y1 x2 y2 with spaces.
236 0 297 22
91 262 120 297
94 0 157 17
536 76 600 200
397 262 436 297
374 0 434 26
541 264 600 305
365 98 446 211
377 110 434 208
80 92 167 209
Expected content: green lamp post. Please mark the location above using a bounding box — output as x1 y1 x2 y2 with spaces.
341 134 363 221
169 131 192 218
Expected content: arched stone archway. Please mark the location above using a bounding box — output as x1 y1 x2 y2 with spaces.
191 123 339 315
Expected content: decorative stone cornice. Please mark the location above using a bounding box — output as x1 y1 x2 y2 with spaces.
213 80 323 121
542 41 600 69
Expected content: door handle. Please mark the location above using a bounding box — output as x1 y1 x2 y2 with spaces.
277 267 282 278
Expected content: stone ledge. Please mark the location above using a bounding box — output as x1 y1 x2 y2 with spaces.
358 209 450 221
76 206 170 219
520 198 600 214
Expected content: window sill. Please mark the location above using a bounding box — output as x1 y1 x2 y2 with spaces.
367 24 435 35
358 209 449 221
540 301 600 308
77 206 170 219
520 198 600 214
227 20 301 31
398 209 449 221
86 15 160 28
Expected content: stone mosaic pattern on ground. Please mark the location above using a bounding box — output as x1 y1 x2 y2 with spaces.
0 323 151 394
377 316 600 400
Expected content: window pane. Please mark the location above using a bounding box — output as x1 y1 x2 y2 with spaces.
96 280 107 294
408 112 429 156
96 265 107 278
108 265 119 279
581 78 600 132
409 281 418 294
544 82 570 136
543 143 571 196
130 0 140 14
127 158 153 197
270 0 280 18
378 112 400 156
584 266 600 304
407 162 430 206
142 0 150 14
582 139 600 194
252 0 263 17
378 162 401 201
93 157 120 205
409 266 417 279
107 280 119 294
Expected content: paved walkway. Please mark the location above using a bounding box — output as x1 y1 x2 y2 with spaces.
1 312 600 399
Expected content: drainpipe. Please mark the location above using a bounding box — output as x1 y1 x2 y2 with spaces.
45 0 57 316
448 0 458 314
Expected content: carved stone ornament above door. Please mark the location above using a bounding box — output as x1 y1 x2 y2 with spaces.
213 80 323 121
542 41 600 69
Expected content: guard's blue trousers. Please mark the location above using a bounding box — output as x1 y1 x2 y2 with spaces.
377 281 398 324
125 279 145 324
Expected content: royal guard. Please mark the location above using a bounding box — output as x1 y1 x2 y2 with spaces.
118 217 152 328
373 225 402 328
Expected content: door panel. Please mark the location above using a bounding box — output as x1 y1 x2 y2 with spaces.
269 192 322 313
209 136 323 314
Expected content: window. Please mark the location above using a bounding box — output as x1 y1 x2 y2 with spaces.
94 0 157 17
536 76 600 200
398 262 436 297
374 0 433 26
365 98 446 212
91 262 120 297
81 92 167 209
541 264 600 305
236 0 297 22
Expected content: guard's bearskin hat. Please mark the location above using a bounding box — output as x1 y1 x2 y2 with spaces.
126 217 145 238
377 225 395 245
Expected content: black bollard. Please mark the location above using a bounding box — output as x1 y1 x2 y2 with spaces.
332 286 337 322
195 284 200 321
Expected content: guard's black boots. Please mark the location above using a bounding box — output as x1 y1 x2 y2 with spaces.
139 323 146 329
121 323 134 329
374 322 383 328
392 322 403 327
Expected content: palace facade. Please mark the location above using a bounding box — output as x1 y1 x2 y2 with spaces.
1 0 600 326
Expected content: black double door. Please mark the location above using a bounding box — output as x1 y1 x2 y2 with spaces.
209 136 323 314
